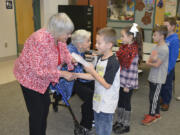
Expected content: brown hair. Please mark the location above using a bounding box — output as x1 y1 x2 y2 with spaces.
124 25 144 64
97 27 117 45
164 17 177 26
153 25 168 39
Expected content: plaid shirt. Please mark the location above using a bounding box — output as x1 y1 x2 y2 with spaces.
120 55 138 89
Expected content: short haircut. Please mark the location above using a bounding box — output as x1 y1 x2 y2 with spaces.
97 27 117 45
153 25 168 39
47 13 74 39
164 17 177 26
71 29 91 46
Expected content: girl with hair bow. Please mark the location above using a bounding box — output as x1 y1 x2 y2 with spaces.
113 23 143 134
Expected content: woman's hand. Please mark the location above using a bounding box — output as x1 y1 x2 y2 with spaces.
123 87 130 93
71 73 78 80
60 71 76 81
71 58 78 66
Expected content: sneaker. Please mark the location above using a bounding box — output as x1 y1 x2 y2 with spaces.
142 115 157 125
160 98 163 105
144 114 161 120
113 121 123 131
86 127 96 135
161 104 169 111
114 126 130 134
155 114 161 120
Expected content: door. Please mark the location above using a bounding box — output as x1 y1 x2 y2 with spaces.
15 0 34 53
77 0 107 49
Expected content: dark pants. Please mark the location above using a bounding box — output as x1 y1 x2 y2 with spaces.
160 68 175 105
73 80 94 129
149 82 162 115
21 85 50 135
118 87 133 111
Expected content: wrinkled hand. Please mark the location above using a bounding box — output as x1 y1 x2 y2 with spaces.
123 87 129 93
63 71 76 81
72 58 78 66
71 73 78 80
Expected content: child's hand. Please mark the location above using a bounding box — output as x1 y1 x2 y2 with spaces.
150 50 158 62
83 63 95 74
123 87 130 93
146 60 149 65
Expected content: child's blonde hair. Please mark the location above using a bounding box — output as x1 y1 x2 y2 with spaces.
97 27 117 45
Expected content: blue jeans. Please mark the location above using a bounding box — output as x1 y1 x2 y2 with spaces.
160 68 174 105
94 111 113 135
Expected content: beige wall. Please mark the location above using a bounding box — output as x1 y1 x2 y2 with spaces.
0 0 69 58
0 0 17 58
40 0 69 27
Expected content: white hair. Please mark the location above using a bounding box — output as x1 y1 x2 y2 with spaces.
71 29 91 46
47 13 74 39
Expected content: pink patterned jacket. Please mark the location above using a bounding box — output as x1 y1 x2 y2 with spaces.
13 28 74 94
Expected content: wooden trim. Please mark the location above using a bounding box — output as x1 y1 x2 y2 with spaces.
77 0 107 49
155 0 166 25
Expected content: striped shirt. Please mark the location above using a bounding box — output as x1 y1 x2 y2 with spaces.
120 55 138 89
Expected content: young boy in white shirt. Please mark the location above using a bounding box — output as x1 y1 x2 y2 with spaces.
74 27 120 135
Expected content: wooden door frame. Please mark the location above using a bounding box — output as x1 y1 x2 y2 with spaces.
32 0 41 31
14 0 41 55
13 0 19 55
77 0 107 49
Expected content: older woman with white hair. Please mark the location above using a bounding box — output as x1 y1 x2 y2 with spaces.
52 29 95 134
13 13 75 135
70 29 91 53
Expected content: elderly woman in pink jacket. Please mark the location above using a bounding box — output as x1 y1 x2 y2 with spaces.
14 13 75 135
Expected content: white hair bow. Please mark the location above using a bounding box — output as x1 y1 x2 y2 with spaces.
130 23 139 37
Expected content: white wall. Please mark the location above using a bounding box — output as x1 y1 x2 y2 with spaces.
0 0 17 58
0 0 69 58
40 0 69 27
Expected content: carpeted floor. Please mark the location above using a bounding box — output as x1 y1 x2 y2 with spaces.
0 63 180 135
0 81 81 135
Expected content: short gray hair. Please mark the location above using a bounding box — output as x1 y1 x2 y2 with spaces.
47 13 74 39
71 29 91 46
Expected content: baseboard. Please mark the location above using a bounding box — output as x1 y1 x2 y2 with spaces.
0 55 17 62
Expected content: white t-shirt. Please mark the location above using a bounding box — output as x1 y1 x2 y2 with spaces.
93 54 120 113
